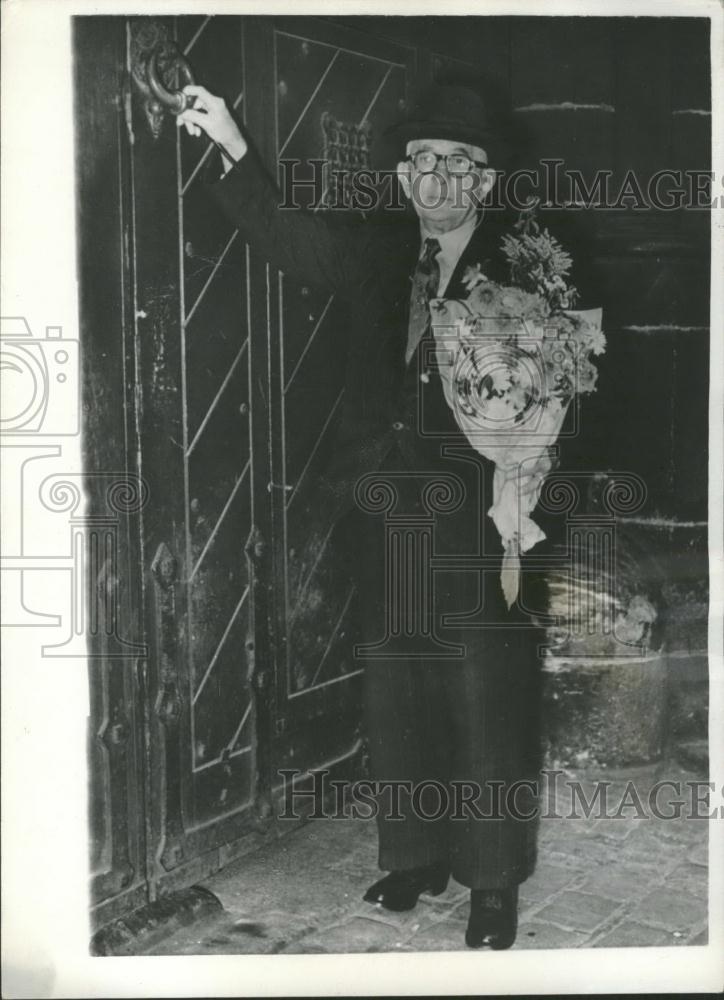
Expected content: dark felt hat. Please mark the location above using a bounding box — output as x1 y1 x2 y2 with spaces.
385 83 510 166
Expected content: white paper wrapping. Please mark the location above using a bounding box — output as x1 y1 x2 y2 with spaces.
429 300 602 608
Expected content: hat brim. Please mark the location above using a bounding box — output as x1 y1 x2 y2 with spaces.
384 119 508 166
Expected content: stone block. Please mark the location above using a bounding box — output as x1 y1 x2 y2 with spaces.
516 921 589 950
292 916 405 953
689 841 709 867
228 910 317 954
416 878 469 909
629 888 707 932
91 886 223 956
352 905 431 935
591 817 646 842
542 832 621 870
577 867 649 903
543 652 669 768
666 861 708 895
656 813 709 843
204 820 371 921
405 918 470 951
148 906 323 957
535 890 621 932
519 863 579 904
593 920 672 948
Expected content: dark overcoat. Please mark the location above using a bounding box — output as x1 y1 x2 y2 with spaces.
208 148 546 888
208 148 518 561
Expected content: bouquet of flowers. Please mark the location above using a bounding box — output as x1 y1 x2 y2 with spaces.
430 201 606 609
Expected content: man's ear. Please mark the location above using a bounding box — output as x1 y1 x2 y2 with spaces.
396 160 412 200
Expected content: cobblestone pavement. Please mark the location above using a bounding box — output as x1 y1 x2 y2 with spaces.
146 761 709 955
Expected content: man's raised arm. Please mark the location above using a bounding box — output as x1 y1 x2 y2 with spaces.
177 85 366 297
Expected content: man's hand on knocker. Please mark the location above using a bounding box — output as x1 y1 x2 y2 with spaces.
176 85 247 174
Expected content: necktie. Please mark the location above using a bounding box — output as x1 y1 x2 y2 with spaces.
405 237 441 365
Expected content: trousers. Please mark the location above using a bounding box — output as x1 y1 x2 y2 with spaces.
349 441 544 889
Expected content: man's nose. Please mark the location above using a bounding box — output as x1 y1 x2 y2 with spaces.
430 164 450 194
435 159 451 181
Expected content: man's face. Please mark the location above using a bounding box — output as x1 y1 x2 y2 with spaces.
397 138 495 233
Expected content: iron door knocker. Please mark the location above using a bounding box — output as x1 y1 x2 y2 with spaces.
146 48 196 115
130 21 198 137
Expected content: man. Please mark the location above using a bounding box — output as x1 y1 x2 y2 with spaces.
179 81 542 950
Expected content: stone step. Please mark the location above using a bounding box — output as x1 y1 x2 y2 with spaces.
90 886 222 956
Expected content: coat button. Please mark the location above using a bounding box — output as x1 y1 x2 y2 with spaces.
392 421 404 431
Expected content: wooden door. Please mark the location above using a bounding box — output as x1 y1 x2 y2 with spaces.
77 13 415 927
244 17 414 791
128 15 272 896
77 14 259 919
75 16 149 930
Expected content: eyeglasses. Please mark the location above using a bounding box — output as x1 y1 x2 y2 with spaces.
406 150 488 176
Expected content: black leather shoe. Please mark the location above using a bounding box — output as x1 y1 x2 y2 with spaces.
363 862 450 912
465 887 518 949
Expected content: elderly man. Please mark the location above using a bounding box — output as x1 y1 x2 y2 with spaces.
179 81 542 950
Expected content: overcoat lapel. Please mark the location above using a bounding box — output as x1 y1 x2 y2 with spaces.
441 214 508 300
384 224 423 369
384 211 508 370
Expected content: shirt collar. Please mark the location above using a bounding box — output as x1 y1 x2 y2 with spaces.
419 215 477 261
